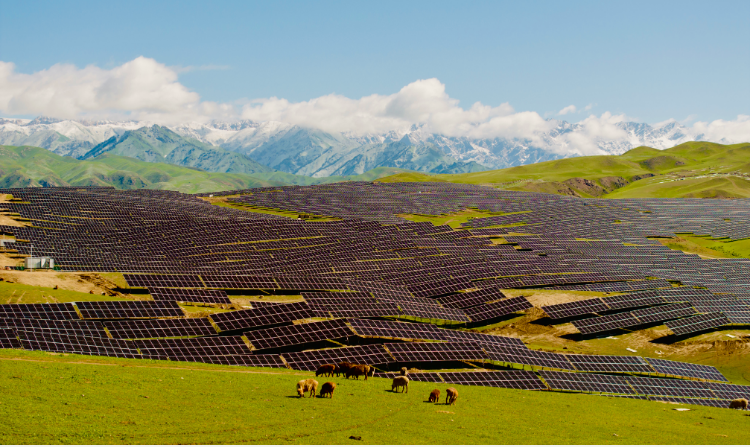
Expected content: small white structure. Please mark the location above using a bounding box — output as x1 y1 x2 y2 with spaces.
24 257 55 269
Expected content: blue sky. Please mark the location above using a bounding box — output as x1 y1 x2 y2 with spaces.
0 0 748 127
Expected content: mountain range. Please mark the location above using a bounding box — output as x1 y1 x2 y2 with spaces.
0 116 722 177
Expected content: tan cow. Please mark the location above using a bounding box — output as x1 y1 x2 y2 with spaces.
729 398 748 409
400 367 408 376
320 382 336 398
297 379 319 398
446 387 458 405
392 376 409 393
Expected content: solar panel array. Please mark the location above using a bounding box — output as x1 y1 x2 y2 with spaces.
2 185 750 409
244 319 353 350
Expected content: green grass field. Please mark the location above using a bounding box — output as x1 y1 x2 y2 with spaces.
0 280 125 304
0 349 748 445
377 141 750 199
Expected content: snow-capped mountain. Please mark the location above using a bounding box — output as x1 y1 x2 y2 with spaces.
0 116 729 177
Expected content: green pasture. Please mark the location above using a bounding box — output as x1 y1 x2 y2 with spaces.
376 141 750 199
0 280 126 304
0 349 748 444
657 234 750 259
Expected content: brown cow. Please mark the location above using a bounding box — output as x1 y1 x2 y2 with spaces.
296 379 318 398
338 361 353 377
391 376 409 393
316 364 337 377
729 398 748 409
446 388 458 405
320 382 336 398
346 364 370 380
428 389 440 403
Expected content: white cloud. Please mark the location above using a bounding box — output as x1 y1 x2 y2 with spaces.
0 57 207 123
558 105 577 115
1 56 750 153
241 78 554 139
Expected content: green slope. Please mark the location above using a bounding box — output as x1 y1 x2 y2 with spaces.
0 146 414 193
1 350 747 445
377 141 750 199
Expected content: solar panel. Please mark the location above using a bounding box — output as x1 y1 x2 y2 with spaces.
282 345 393 371
134 336 253 358
18 330 141 358
665 313 730 336
384 342 487 362
566 354 654 373
627 376 716 398
630 303 696 324
540 371 637 395
0 327 21 349
645 357 727 382
148 287 231 305
706 383 750 400
483 344 574 370
0 318 107 338
573 312 642 334
348 319 443 341
438 288 507 309
0 303 79 320
104 318 217 339
75 301 184 319
441 370 547 390
463 296 532 323
209 302 313 332
244 319 353 350
373 372 444 383
124 274 204 289
437 329 527 348
167 354 286 368
394 301 470 322
542 298 609 320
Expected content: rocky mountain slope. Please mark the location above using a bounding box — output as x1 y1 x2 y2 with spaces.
0 116 722 177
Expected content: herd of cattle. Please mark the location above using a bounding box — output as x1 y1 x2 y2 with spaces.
294 362 458 405
298 362 750 410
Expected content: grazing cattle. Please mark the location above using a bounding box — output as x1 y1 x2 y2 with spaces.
316 364 337 377
346 364 370 380
400 367 408 376
446 388 458 405
428 389 440 403
391 376 409 393
729 398 748 409
338 362 353 377
320 382 336 398
296 379 319 398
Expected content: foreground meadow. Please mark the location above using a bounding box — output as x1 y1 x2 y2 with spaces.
0 350 747 444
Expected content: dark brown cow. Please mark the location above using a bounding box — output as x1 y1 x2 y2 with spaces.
446 388 458 405
320 382 336 398
729 398 748 409
428 389 440 403
338 362 353 377
316 364 337 377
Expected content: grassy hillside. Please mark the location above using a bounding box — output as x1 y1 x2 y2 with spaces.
0 146 413 194
0 349 747 444
377 142 750 199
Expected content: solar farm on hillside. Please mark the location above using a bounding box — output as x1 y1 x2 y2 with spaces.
1 182 750 410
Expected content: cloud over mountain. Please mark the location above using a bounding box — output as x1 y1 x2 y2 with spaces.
1 56 749 155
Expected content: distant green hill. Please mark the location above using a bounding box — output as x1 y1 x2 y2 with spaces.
0 145 413 193
378 141 750 199
82 125 274 175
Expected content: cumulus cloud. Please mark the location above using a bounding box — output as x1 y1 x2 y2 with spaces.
0 57 208 122
240 78 554 139
1 56 750 152
558 105 577 115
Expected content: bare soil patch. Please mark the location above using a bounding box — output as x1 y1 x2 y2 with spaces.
0 271 129 297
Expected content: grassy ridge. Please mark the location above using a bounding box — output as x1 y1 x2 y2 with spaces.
0 146 413 194
377 142 750 199
0 349 747 444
